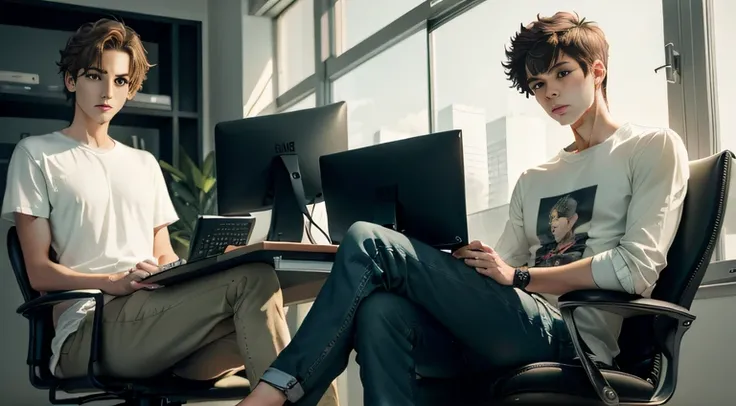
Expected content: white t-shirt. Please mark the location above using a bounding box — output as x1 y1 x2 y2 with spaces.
1 131 179 374
494 122 690 365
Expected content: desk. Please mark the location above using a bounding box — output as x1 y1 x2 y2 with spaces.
145 242 337 306
225 242 337 305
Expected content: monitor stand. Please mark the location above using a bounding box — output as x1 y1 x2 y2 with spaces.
374 185 400 232
267 154 310 242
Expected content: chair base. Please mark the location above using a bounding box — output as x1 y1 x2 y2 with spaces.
47 374 250 405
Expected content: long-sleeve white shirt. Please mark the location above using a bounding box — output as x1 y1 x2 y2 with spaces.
494 122 690 365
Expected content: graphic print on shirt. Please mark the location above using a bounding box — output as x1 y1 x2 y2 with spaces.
534 185 597 267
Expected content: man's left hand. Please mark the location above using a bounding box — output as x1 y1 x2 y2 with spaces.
452 240 515 286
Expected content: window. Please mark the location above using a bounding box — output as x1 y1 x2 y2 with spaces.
333 31 429 149
277 0 315 94
431 0 670 243
283 93 317 113
711 0 736 259
335 0 424 53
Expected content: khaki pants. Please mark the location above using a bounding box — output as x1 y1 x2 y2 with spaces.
57 263 338 405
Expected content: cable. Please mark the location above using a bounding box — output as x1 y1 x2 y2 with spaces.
303 198 332 245
304 201 317 244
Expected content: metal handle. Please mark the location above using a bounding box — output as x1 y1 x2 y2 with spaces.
655 42 681 84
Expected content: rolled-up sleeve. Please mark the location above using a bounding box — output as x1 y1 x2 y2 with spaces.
591 129 689 295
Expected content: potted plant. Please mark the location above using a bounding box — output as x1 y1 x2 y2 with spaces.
159 147 217 260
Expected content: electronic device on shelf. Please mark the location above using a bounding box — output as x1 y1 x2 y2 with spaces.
187 215 256 262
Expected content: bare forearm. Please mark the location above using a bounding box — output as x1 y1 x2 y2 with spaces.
526 257 597 295
157 253 179 266
29 262 111 293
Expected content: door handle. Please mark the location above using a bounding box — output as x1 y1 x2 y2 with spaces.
654 42 681 84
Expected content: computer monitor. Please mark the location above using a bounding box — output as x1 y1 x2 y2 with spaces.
319 130 469 250
214 101 348 242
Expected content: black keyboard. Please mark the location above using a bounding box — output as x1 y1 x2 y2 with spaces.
188 216 255 262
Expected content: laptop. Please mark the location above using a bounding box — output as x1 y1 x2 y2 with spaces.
186 215 256 263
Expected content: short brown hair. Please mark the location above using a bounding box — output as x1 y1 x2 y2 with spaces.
502 12 609 100
57 18 153 101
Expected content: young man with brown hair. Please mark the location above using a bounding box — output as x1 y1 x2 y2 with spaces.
239 11 690 406
1 19 337 405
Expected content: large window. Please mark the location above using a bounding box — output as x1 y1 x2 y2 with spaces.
283 93 317 113
711 0 736 259
333 31 429 149
277 0 315 94
432 0 670 243
335 0 424 53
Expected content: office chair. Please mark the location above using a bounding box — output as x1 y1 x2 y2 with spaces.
8 227 252 405
489 150 733 405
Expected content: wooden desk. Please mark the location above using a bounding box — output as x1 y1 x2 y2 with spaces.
146 242 338 306
224 242 337 305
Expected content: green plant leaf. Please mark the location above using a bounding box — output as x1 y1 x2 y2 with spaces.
202 177 216 194
159 160 186 182
171 181 199 209
202 151 216 178
179 146 204 190
203 188 218 215
168 220 184 233
171 198 197 233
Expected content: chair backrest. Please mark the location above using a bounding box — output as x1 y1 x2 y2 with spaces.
616 150 733 378
7 225 60 387
8 226 40 303
651 150 733 307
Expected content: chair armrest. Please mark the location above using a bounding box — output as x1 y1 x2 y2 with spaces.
558 289 694 321
16 289 104 317
556 289 695 406
16 289 108 391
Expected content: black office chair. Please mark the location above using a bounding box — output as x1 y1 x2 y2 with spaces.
8 227 252 405
489 150 733 405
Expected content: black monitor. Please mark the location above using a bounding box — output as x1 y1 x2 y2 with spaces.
319 130 468 250
214 102 348 242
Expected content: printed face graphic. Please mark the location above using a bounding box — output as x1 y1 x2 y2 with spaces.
534 186 597 268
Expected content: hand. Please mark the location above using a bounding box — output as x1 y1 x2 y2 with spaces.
104 260 161 296
452 240 515 286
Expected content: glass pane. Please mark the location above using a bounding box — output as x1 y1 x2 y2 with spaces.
432 1 669 243
284 93 317 113
337 0 424 52
277 0 315 95
711 0 736 259
333 31 429 149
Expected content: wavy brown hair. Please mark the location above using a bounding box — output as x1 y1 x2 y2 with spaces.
57 18 153 102
502 12 609 101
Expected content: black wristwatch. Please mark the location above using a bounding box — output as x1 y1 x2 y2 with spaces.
513 268 531 290
260 368 305 403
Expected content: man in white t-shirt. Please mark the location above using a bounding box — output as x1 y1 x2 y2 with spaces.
238 11 690 406
1 18 339 405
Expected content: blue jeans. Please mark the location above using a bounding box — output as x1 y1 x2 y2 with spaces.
264 221 575 405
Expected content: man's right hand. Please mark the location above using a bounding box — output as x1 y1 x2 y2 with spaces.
104 269 151 296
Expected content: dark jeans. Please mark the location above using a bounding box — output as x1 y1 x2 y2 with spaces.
266 221 576 405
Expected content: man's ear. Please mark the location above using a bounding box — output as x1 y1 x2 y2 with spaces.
64 72 76 93
591 60 606 87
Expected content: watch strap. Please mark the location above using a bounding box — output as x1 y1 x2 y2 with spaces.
513 268 531 290
260 367 305 403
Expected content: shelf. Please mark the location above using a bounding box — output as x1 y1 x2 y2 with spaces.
178 111 200 119
0 92 174 128
0 0 176 43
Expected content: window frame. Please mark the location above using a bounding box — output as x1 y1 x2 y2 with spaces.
267 0 716 256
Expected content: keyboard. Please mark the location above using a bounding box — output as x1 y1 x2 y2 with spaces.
188 215 256 262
